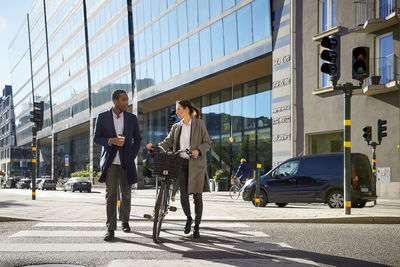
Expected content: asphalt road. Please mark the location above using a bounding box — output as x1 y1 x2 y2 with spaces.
0 220 399 267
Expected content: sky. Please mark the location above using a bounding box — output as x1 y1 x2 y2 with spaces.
0 0 34 93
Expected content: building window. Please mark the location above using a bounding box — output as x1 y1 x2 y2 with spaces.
379 0 395 18
320 0 337 32
307 131 343 155
377 33 394 84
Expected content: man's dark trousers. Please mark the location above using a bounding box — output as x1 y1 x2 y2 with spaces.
105 165 131 231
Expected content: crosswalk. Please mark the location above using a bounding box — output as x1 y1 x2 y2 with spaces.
1 221 320 266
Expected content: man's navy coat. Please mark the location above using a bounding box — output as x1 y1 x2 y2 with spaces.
93 108 142 185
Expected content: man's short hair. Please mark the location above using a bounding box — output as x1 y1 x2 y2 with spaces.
111 89 127 101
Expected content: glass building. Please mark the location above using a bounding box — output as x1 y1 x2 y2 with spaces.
10 0 273 184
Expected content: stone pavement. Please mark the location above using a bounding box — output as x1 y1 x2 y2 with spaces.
0 187 399 223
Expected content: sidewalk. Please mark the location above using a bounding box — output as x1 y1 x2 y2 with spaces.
0 188 399 223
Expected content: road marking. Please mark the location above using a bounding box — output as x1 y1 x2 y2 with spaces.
34 222 249 228
10 230 268 238
0 242 290 252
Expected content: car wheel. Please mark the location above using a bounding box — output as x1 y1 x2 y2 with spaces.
79 190 82 192
327 190 344 208
275 203 288 207
251 190 267 207
352 201 366 208
72 188 75 192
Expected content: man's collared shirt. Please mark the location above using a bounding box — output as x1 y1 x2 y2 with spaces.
111 110 124 165
179 119 191 159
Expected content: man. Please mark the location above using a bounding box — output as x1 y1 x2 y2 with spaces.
94 90 141 241
235 158 252 184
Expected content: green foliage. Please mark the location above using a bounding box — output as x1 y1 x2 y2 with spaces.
214 169 229 183
70 164 101 181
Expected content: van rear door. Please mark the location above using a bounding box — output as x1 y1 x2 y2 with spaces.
351 153 374 194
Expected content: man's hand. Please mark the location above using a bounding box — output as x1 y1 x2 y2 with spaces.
146 143 154 150
109 137 125 147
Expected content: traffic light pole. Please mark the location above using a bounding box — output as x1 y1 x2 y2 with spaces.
335 82 361 215
31 128 38 200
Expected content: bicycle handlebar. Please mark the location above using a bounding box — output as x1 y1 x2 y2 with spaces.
150 145 192 156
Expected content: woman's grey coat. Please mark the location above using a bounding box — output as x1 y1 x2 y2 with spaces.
158 118 211 193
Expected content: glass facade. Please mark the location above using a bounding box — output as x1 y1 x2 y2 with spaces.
88 0 132 109
133 0 272 91
142 76 272 179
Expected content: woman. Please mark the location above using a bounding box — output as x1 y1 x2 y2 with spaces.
146 100 211 238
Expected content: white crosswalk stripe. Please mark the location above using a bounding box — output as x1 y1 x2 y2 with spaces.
34 222 250 228
0 241 291 252
10 230 268 238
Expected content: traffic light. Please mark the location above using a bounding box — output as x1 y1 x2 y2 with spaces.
352 47 369 81
167 109 177 133
320 35 340 82
377 119 387 143
362 126 372 143
30 101 44 131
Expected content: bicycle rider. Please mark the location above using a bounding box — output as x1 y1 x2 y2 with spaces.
235 158 252 185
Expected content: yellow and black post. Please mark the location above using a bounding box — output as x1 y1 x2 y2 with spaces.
343 83 353 215
31 127 37 200
254 164 262 207
371 142 377 205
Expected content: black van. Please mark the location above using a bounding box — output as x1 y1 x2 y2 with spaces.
242 153 377 208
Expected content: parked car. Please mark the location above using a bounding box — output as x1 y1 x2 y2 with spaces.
2 177 19 188
63 177 92 193
35 178 43 189
38 179 57 190
242 153 377 208
16 178 31 189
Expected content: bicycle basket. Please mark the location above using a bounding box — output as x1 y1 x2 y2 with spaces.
231 176 239 185
152 152 185 179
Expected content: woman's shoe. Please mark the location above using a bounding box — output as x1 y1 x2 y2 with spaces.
193 225 200 239
184 217 192 234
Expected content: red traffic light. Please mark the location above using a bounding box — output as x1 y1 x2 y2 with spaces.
352 47 369 80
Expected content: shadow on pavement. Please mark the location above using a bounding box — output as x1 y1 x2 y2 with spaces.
0 201 29 208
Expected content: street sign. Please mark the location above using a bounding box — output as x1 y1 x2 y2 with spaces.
20 161 28 168
377 167 390 183
65 154 69 167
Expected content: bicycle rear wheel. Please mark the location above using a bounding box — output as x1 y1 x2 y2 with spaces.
229 185 241 200
153 181 168 243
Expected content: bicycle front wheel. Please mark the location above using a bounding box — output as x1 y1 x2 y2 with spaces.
153 181 168 243
229 185 241 200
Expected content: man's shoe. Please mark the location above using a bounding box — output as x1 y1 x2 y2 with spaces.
184 217 192 234
193 225 200 239
104 230 114 241
122 222 131 233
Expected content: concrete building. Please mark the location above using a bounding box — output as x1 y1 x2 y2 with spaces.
9 0 399 198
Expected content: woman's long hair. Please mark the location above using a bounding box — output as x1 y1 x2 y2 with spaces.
177 99 201 119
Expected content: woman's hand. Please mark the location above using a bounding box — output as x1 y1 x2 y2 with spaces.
146 143 154 150
191 149 200 158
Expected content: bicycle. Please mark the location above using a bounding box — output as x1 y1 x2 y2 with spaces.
145 146 191 243
229 176 246 200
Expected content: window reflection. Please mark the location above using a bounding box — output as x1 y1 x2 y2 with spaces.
210 0 222 19
211 21 224 60
237 4 252 49
223 13 238 55
189 33 200 69
200 27 211 65
142 76 272 181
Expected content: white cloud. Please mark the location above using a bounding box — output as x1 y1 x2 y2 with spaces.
0 16 6 33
